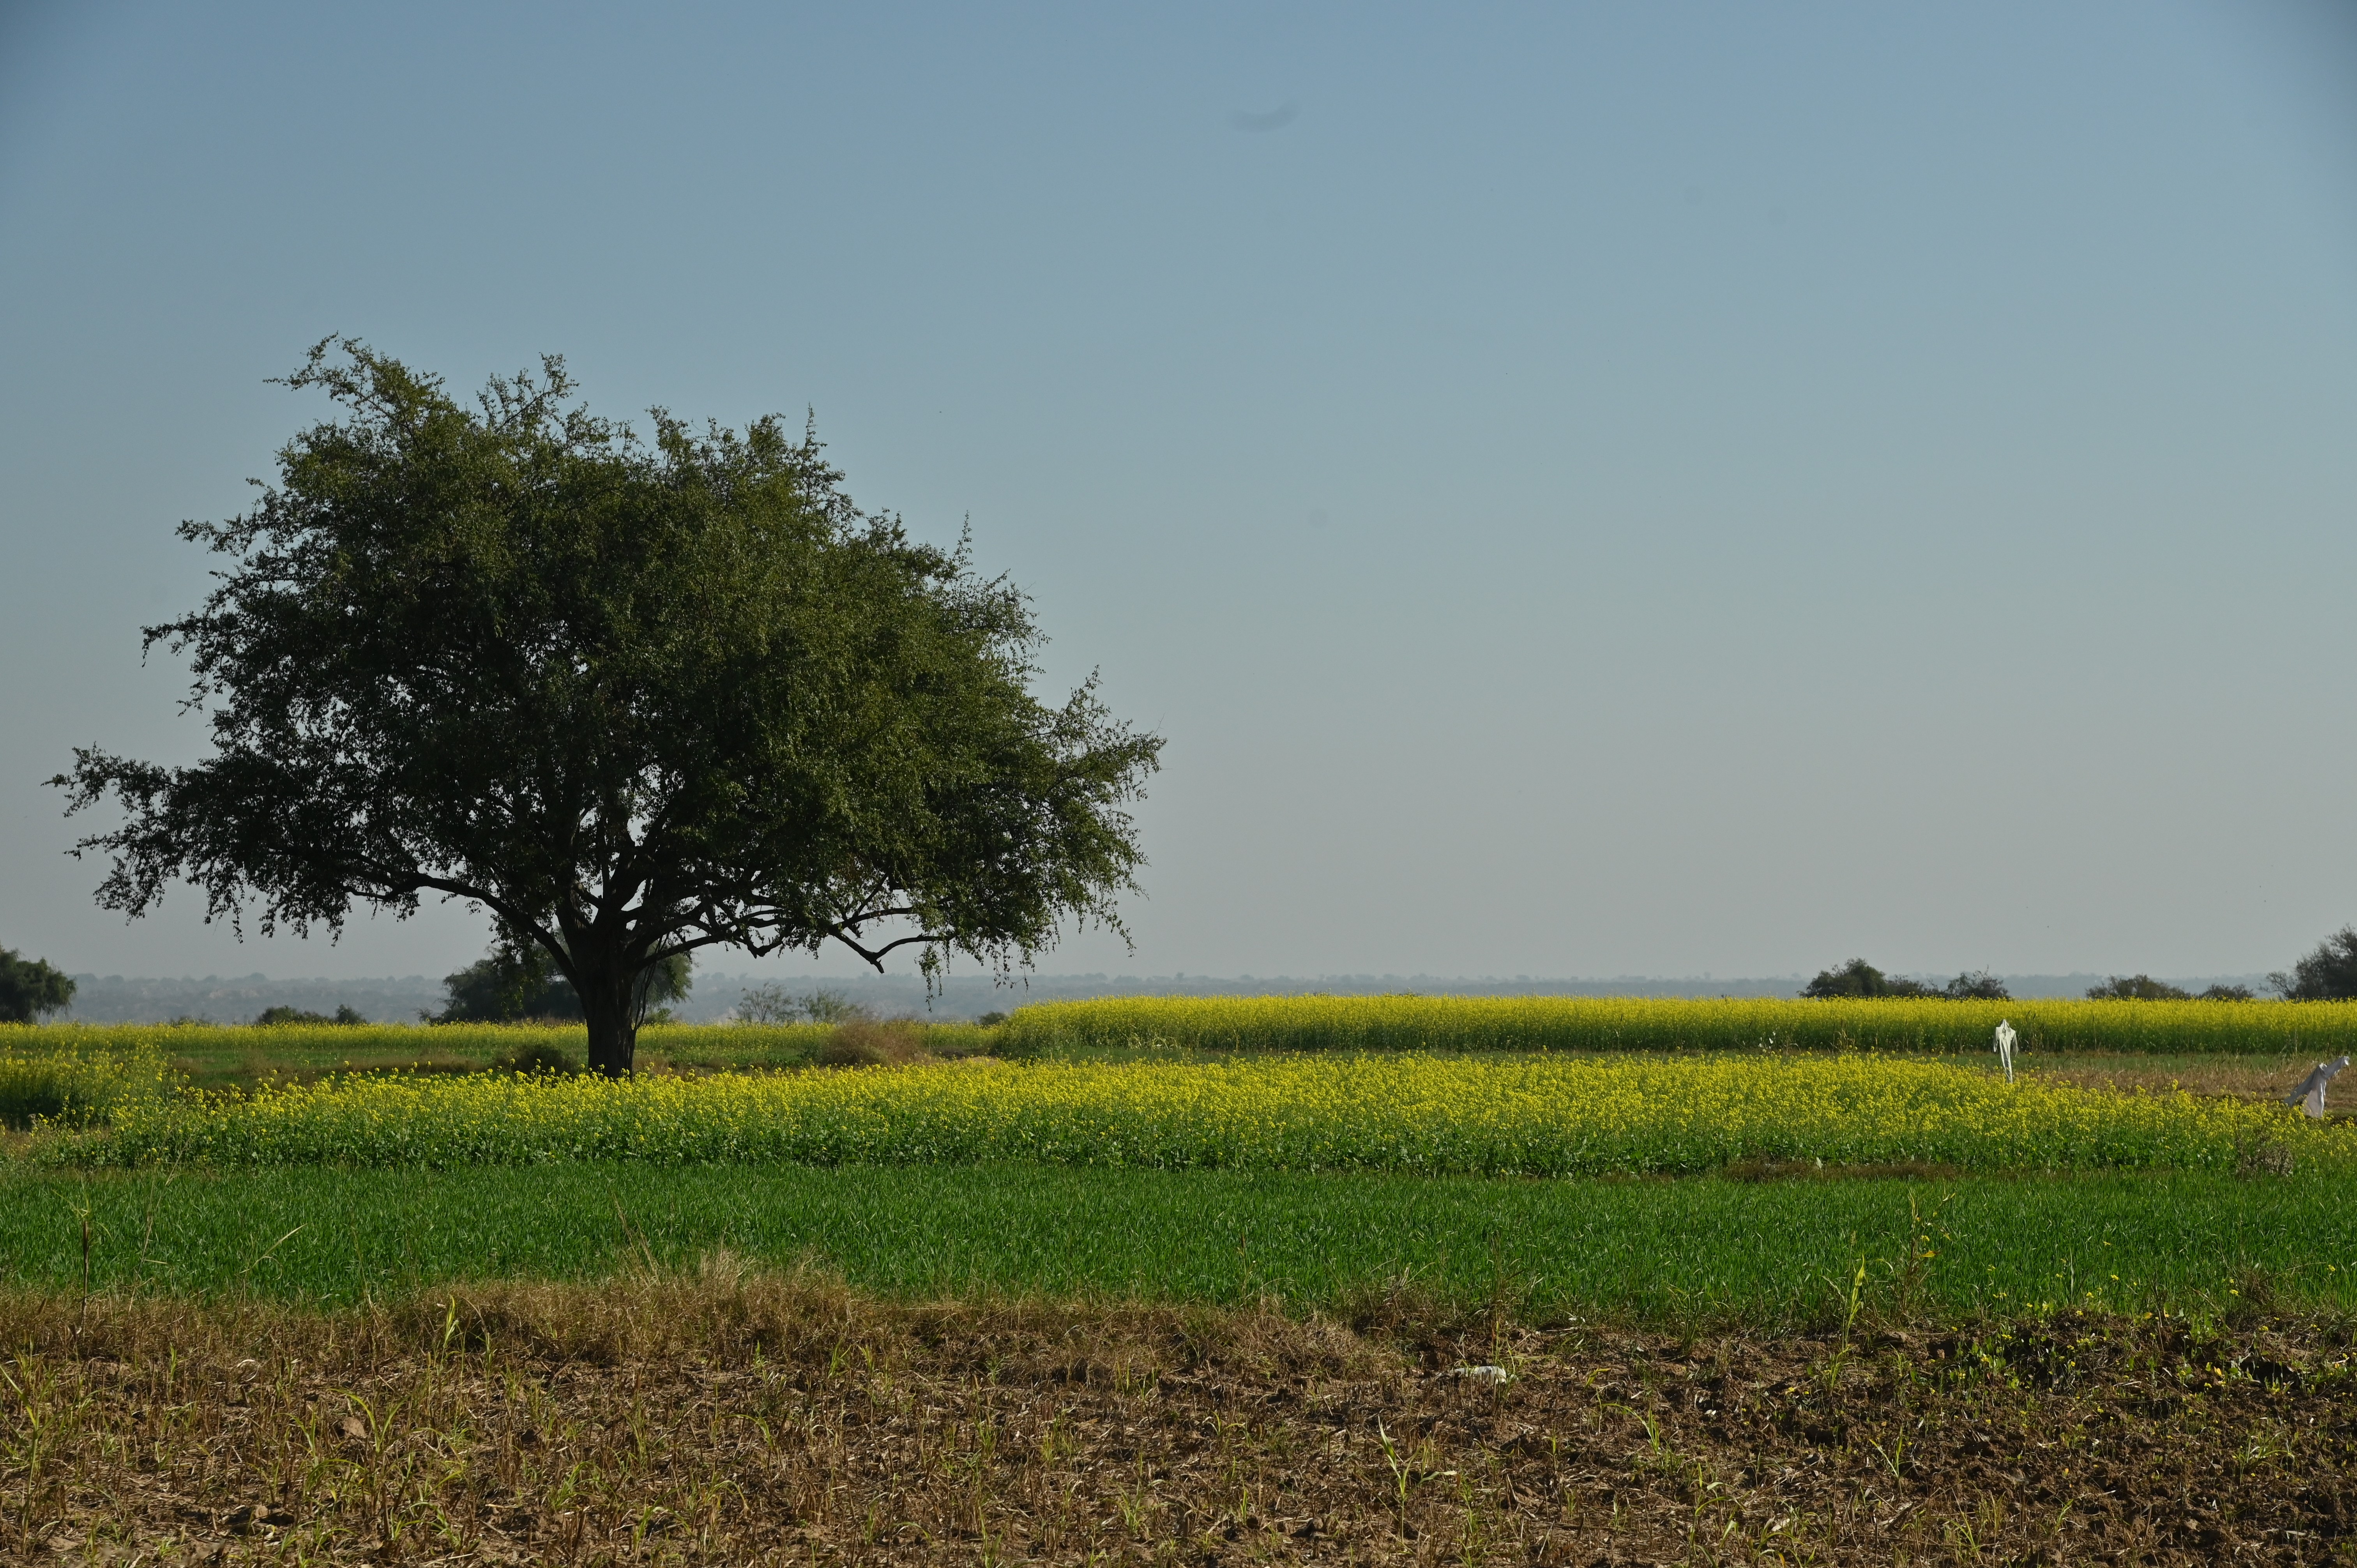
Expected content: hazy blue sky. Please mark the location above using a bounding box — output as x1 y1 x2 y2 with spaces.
5 1 2356 985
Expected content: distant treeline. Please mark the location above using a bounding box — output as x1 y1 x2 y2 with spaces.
1802 959 2253 1004
1802 926 2357 1005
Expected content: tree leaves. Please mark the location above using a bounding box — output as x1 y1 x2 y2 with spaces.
57 341 1161 1072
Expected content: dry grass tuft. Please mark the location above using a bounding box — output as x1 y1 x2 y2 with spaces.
816 1017 936 1068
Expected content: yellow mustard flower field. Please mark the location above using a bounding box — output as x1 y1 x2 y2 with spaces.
37 1052 2343 1175
995 992 2357 1056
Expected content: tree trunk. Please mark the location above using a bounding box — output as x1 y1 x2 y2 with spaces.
580 968 638 1078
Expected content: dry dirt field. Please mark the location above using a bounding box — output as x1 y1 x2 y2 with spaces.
6 1268 2355 1566
2026 1056 2323 1102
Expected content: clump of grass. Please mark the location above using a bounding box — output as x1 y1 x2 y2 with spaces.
817 1017 933 1068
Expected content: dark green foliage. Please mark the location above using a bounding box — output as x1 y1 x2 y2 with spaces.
1802 959 1938 999
2272 929 2357 1001
254 1005 367 1025
56 342 1159 1076
434 943 583 1024
1802 958 1895 998
434 939 688 1024
2087 975 2193 1001
2200 984 2257 1002
1804 960 2008 1001
0 948 76 1024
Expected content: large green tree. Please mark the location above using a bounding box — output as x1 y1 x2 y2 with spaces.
57 342 1161 1075
0 948 76 1024
2272 928 2357 1002
1800 959 2008 1001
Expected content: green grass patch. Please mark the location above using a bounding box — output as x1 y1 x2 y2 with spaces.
6 1161 2352 1326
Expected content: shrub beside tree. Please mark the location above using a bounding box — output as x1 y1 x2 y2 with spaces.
433 938 690 1024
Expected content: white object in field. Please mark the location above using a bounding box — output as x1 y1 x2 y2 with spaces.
2285 1055 2352 1119
1447 1365 1511 1385
1992 1019 2017 1084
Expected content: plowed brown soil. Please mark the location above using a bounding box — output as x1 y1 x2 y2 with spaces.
5 1268 2354 1564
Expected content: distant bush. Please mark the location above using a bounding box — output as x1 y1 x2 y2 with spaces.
255 1005 368 1026
816 1018 931 1068
738 984 870 1026
0 948 75 1024
434 943 690 1024
2272 928 2357 1002
1802 960 2007 1001
2087 975 2192 1001
1802 959 1913 998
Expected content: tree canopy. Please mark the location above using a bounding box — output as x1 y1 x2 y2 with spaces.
57 342 1161 1074
1800 959 2009 1001
256 1004 367 1025
2272 928 2357 1002
0 948 76 1024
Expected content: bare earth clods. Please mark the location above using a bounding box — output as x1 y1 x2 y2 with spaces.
5 1273 2356 1564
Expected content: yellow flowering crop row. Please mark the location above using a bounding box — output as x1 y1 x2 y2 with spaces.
20 994 2346 1064
0 1041 178 1131
1 1021 841 1060
998 994 2357 1057
49 1055 2338 1175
